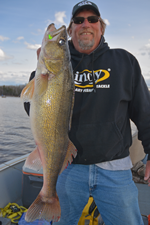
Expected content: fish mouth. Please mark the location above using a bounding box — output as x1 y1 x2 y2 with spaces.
41 24 68 74
47 24 66 41
52 25 66 37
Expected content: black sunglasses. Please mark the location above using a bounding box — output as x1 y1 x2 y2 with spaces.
72 16 100 24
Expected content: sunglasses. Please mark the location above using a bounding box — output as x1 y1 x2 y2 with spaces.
72 16 100 24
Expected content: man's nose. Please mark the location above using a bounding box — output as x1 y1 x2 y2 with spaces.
81 18 90 27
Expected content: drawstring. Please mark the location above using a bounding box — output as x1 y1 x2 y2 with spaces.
73 54 85 74
92 52 96 93
73 52 96 93
91 36 105 93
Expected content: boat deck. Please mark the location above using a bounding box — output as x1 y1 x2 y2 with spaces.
0 155 150 225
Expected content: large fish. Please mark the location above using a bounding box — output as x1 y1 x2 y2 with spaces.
21 24 77 222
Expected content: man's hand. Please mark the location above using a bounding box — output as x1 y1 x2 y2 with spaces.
144 160 150 186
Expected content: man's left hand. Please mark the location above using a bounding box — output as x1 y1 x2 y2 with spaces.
144 160 150 186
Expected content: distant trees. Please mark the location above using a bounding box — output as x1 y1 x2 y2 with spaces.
0 85 26 97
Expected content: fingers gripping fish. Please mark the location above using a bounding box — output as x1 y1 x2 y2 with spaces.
21 24 77 222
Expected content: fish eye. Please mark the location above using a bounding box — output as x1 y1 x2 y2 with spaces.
59 39 65 45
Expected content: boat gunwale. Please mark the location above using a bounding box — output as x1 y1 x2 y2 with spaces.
0 154 29 172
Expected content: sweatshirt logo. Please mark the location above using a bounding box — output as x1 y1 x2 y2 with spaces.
74 69 110 92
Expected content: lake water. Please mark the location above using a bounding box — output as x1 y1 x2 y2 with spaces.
0 97 35 164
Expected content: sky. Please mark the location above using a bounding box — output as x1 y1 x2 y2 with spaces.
0 0 150 86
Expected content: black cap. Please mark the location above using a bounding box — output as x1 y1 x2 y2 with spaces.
71 1 100 18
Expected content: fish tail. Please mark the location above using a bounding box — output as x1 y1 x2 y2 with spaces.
25 192 61 222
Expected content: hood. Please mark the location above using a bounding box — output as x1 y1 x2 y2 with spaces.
68 36 109 92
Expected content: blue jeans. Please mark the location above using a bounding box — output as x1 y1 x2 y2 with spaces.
53 164 143 225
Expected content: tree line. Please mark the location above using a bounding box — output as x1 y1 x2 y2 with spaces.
0 85 26 97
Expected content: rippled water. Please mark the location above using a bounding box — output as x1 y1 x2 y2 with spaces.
0 97 35 164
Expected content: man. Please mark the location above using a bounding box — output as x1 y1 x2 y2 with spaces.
53 1 150 225
24 1 150 224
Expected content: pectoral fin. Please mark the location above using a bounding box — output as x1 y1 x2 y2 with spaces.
35 69 49 96
59 140 77 174
21 78 35 102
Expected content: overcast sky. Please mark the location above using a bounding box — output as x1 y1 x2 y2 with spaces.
0 0 150 86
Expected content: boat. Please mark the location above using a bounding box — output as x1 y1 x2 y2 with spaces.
0 154 27 209
0 122 150 225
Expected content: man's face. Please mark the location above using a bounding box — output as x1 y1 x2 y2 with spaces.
69 10 103 54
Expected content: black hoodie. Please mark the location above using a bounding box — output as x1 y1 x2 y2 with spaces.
24 37 150 165
68 36 150 164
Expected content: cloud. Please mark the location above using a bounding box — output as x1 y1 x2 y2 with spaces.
141 52 146 56
145 43 150 49
143 72 150 79
47 11 67 27
139 40 150 56
55 11 67 26
0 48 11 61
31 29 44 36
0 49 6 59
17 36 24 41
13 36 25 43
104 19 110 26
145 39 150 49
0 71 31 85
37 29 43 33
24 42 41 50
0 35 10 41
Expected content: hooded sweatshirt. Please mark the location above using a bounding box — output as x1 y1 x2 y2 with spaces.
68 36 150 165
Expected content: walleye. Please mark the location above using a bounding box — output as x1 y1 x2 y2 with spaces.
21 24 77 222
